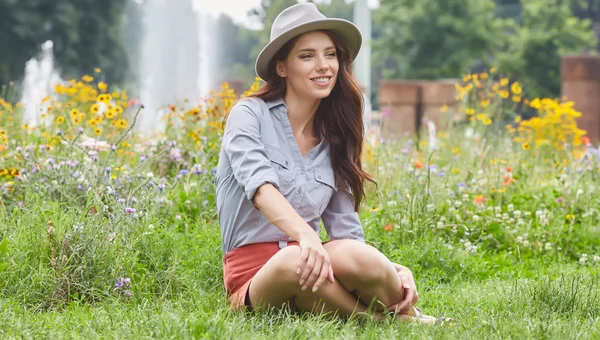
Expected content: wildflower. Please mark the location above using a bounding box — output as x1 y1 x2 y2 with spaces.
474 195 487 205
581 136 591 146
384 223 393 231
414 160 424 169
370 206 380 212
176 214 182 220
114 119 128 129
124 207 136 215
179 169 188 176
566 214 575 220
98 82 108 92
579 254 588 264
522 142 530 151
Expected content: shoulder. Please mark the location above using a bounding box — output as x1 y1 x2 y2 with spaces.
230 97 267 116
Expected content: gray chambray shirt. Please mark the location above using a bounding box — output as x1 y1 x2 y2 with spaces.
215 96 365 254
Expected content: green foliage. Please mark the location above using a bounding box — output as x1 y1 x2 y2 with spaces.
375 0 505 79
496 0 597 99
0 0 130 86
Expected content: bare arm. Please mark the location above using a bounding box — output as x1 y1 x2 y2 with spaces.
253 183 335 292
252 183 318 242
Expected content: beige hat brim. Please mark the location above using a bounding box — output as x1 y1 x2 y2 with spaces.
255 18 362 80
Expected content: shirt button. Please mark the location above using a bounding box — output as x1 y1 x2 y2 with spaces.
298 188 303 194
317 175 322 179
300 169 305 174
285 160 289 166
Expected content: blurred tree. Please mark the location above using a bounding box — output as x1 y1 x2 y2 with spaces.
374 0 505 80
0 0 129 86
211 14 260 88
247 0 300 61
496 0 596 99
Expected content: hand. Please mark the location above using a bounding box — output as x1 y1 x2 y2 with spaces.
297 232 335 293
388 265 419 314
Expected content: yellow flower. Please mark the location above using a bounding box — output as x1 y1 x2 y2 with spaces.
55 116 65 125
94 127 102 135
511 82 522 95
489 67 497 73
115 119 128 129
522 142 530 150
87 118 98 127
465 108 475 115
500 78 509 86
91 104 100 114
98 82 108 92
512 96 521 103
452 147 461 155
500 90 510 99
113 106 123 115
70 109 80 118
440 104 449 113
480 72 489 80
105 110 115 119
566 214 575 220
480 99 490 108
514 115 522 123
94 67 102 73
463 74 472 82
482 117 492 126
82 75 94 82
452 168 460 174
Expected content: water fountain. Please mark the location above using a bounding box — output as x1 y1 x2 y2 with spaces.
136 0 217 136
21 40 62 127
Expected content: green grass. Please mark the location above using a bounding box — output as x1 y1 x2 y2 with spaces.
1 201 599 339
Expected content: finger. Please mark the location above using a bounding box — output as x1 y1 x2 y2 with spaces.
395 276 413 312
296 245 311 275
312 258 330 292
327 263 335 284
305 256 323 288
299 252 316 289
413 292 419 305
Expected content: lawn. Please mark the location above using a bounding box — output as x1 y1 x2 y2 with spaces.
0 71 599 339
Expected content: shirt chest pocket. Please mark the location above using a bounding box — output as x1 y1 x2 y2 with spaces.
309 169 336 214
264 145 294 191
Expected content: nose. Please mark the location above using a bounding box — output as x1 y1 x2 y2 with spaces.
315 56 329 72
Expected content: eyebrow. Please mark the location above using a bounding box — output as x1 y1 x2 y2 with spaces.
296 46 336 53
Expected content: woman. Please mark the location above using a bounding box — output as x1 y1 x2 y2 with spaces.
215 3 447 325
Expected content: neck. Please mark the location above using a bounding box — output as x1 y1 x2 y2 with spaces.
282 91 320 138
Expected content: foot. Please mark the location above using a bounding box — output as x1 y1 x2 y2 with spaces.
395 307 455 326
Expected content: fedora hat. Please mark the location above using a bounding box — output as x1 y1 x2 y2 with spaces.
255 2 362 80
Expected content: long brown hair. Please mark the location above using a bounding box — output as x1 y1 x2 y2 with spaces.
237 30 375 211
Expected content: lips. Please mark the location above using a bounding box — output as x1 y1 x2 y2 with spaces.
310 76 332 86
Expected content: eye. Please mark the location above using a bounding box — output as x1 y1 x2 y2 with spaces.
327 52 337 57
300 54 312 59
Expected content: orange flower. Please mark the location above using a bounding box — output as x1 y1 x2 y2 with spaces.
503 175 516 186
384 223 393 231
505 166 512 173
581 136 591 146
474 195 487 205
415 160 424 169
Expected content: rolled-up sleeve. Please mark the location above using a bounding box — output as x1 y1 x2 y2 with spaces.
322 186 365 243
222 102 280 201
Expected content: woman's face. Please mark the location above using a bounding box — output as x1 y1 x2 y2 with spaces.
277 31 339 101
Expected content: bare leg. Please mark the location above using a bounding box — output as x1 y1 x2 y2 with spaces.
248 245 386 320
323 240 407 312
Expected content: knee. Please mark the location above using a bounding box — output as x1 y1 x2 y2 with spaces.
268 245 302 282
328 240 390 284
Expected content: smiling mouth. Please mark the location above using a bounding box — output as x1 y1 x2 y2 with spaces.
311 76 332 84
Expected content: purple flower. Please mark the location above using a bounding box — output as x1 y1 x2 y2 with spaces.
16 146 23 152
130 197 137 204
78 127 84 134
18 201 24 208
458 182 466 187
105 167 111 174
438 171 445 177
77 184 84 191
179 169 188 176
211 168 217 174
556 197 564 203
125 207 136 214
158 183 165 191
118 198 126 204
114 277 131 290
56 129 63 136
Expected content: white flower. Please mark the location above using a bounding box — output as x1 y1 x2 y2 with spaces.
454 201 462 208
426 203 434 211
576 189 584 196
462 194 469 201
523 240 530 247
146 172 154 178
495 206 501 213
502 213 509 220
516 236 523 243
514 210 521 218
593 255 600 262
545 242 552 250
473 215 480 222
508 204 514 212
437 221 444 229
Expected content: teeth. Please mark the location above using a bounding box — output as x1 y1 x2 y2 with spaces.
312 77 329 83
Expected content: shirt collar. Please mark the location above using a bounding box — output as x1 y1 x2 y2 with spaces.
264 97 285 110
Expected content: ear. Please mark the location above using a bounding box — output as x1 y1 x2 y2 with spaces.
275 61 287 78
